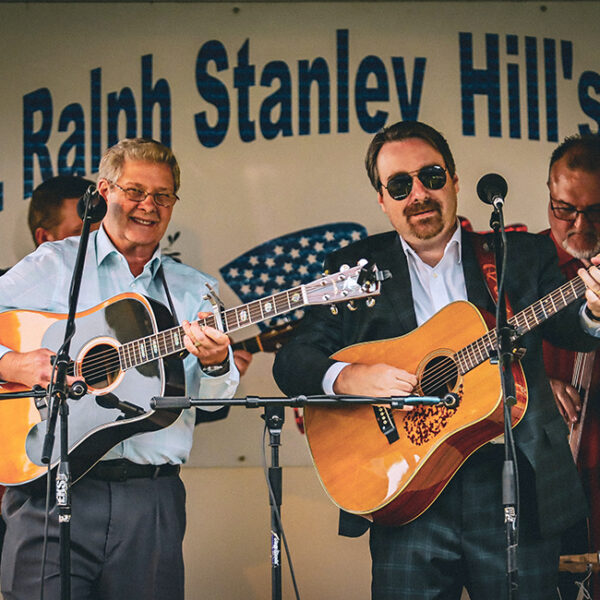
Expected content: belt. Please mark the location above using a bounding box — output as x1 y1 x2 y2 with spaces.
86 459 180 482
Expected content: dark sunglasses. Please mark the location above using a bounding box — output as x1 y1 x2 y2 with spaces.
381 165 447 201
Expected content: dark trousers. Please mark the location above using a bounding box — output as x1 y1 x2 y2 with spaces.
369 445 561 600
1 472 186 600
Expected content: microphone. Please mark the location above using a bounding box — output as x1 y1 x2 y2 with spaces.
77 185 107 223
477 173 508 208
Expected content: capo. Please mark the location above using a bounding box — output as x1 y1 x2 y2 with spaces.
203 282 225 330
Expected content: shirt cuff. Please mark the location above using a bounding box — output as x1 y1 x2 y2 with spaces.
322 362 351 395
580 304 600 337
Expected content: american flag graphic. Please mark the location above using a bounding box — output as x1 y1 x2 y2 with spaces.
219 222 368 331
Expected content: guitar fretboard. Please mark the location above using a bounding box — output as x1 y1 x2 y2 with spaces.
118 286 306 371
455 274 587 374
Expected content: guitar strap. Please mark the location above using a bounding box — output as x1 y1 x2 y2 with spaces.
157 263 179 323
471 234 514 319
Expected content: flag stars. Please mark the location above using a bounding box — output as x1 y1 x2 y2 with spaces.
228 267 239 278
351 230 362 241
300 237 309 247
265 257 275 267
283 263 293 273
290 248 300 258
244 269 254 279
255 285 265 295
260 273 269 282
276 275 285 285
307 254 317 264
314 242 324 252
249 256 259 266
274 245 284 255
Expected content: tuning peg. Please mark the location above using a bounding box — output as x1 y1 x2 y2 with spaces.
346 301 357 311
366 297 376 308
330 305 339 315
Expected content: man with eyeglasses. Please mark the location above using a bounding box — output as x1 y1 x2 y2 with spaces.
540 133 600 600
0 138 238 600
273 121 600 599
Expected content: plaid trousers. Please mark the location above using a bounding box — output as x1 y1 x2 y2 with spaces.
369 444 561 600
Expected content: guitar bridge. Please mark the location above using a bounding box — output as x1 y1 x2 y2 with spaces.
373 405 399 444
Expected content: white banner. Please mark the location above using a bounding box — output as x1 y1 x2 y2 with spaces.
1 1 598 465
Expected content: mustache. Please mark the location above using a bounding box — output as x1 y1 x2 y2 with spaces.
404 198 441 217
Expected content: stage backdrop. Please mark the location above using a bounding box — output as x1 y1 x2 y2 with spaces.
1 1 599 470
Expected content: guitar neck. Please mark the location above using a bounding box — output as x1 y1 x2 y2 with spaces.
455 274 587 375
118 285 307 371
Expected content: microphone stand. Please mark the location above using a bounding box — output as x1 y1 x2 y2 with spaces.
263 405 284 600
489 202 520 600
38 187 101 600
151 393 457 600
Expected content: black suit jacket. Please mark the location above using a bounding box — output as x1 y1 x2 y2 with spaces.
273 227 595 538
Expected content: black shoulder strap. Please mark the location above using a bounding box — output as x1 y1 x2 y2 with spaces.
157 262 179 323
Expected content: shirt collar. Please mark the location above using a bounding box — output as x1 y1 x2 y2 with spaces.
399 221 463 266
95 224 163 277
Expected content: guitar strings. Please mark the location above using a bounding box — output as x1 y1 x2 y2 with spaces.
66 276 574 395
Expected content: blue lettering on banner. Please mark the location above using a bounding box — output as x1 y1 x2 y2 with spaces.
23 88 54 198
194 29 427 146
459 33 592 142
22 54 172 198
579 71 600 134
459 32 501 138
259 61 293 140
14 29 600 203
195 40 230 148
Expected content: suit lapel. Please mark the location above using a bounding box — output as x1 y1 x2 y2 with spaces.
369 233 418 334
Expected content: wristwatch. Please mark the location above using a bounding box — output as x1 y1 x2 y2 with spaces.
200 356 230 376
585 305 600 322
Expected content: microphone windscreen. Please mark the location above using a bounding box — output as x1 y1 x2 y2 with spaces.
476 173 508 205
77 185 107 222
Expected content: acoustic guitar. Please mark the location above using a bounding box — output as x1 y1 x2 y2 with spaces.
304 271 588 526
0 261 381 486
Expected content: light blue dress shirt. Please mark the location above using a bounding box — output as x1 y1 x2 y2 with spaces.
0 226 239 465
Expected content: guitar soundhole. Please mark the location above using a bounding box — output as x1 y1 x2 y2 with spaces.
419 355 458 397
404 354 460 446
80 344 121 389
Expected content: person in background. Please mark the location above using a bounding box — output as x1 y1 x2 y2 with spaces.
540 133 600 599
273 121 600 599
0 138 238 600
0 175 98 276
27 175 99 247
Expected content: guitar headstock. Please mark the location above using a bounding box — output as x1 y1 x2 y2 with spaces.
304 260 384 308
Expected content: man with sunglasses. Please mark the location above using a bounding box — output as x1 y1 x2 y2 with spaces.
0 138 238 600
273 121 600 599
541 133 600 599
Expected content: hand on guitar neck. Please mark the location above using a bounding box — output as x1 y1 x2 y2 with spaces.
181 311 230 367
0 348 79 389
333 362 418 399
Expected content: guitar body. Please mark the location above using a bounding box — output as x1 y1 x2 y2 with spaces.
303 301 528 526
0 292 184 486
